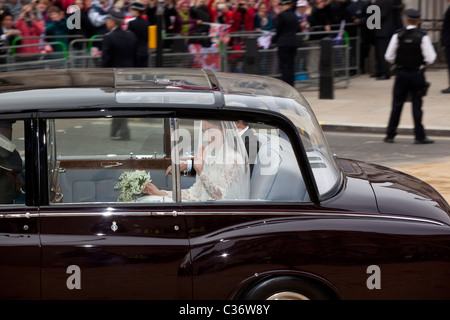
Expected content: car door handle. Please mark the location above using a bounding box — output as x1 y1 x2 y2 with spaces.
100 161 123 168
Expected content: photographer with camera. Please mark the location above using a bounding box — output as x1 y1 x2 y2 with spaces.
14 4 45 55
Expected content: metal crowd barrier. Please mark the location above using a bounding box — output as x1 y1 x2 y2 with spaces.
151 29 355 90
0 29 357 89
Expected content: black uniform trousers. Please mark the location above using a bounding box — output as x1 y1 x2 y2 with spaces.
446 46 450 84
278 46 297 87
387 69 427 140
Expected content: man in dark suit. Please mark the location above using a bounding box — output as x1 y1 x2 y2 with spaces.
0 121 24 204
372 0 395 80
127 2 150 67
101 9 138 68
273 0 300 87
346 0 370 74
102 9 138 140
441 0 450 93
234 120 259 174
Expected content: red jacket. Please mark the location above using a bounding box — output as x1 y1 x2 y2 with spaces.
229 7 254 32
14 19 45 54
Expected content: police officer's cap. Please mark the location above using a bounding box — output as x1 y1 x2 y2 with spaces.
130 2 145 11
108 8 125 21
404 9 421 19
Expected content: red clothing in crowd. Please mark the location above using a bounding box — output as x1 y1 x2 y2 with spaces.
14 19 45 54
229 5 254 32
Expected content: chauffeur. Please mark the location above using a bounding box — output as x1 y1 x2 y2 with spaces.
383 9 437 144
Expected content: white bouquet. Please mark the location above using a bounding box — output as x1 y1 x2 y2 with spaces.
114 170 151 202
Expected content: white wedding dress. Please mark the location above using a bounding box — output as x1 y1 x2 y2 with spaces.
165 120 250 202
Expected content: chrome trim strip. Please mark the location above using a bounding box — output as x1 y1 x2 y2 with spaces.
38 211 168 218
180 211 446 226
35 210 446 226
3 212 39 219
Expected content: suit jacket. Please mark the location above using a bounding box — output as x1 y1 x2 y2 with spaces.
101 27 138 68
188 127 260 175
373 0 395 38
442 5 450 47
273 8 300 47
128 16 149 56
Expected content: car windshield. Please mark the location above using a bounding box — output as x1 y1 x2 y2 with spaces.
223 92 341 199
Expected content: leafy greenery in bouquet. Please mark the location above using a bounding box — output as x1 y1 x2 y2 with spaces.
115 170 151 202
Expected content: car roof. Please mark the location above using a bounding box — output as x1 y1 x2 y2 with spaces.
0 68 310 114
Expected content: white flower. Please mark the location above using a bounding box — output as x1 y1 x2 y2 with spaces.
114 170 151 202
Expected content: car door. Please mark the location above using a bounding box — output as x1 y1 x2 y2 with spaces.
39 116 191 299
0 119 41 299
175 117 313 299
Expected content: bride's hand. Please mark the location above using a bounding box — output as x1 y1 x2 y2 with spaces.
142 182 168 196
193 145 206 175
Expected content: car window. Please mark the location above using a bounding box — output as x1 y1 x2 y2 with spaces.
47 117 171 204
0 120 25 205
173 119 309 203
47 117 309 204
224 94 341 199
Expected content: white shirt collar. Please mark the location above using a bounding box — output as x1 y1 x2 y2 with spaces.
239 126 249 136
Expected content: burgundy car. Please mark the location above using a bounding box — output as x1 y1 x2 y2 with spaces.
0 68 449 300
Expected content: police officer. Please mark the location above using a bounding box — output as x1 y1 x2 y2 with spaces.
273 0 300 87
102 9 138 140
101 9 138 68
441 0 450 93
383 9 437 144
127 2 150 67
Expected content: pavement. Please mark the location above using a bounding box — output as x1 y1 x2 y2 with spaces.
300 68 450 203
301 68 450 137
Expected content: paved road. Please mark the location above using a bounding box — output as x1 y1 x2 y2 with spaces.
324 130 450 202
324 131 450 167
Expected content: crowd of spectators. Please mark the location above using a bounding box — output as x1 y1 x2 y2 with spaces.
0 0 406 74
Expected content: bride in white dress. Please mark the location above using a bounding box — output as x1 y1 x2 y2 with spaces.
142 120 250 201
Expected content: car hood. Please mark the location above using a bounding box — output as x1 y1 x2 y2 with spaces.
346 159 450 225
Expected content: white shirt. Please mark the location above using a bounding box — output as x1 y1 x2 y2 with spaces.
384 25 437 65
239 126 249 137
